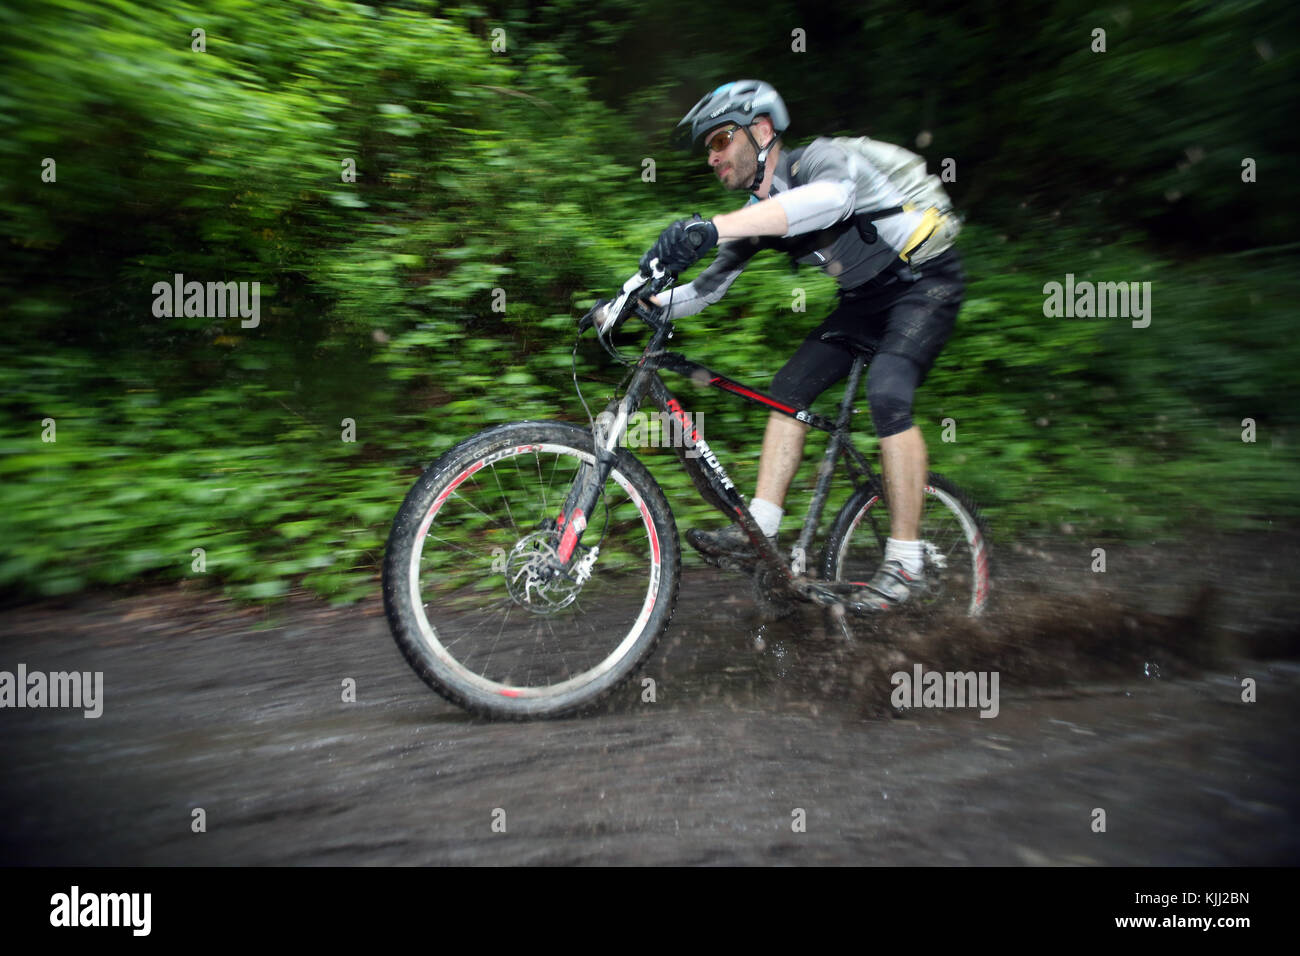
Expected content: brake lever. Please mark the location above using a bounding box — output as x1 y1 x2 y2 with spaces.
578 299 608 333
578 263 674 338
597 264 671 335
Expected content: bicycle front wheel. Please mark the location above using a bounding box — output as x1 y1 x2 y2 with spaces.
820 472 991 628
382 420 680 719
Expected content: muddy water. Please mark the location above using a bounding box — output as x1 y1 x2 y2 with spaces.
1 533 1297 865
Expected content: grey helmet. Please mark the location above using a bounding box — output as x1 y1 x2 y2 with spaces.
673 80 789 192
673 79 790 150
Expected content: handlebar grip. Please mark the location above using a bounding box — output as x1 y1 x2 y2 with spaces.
644 272 673 299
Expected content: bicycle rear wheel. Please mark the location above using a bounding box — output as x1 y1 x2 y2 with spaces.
382 420 680 718
820 472 990 632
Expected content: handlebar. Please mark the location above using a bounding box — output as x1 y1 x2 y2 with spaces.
578 215 712 335
579 261 676 336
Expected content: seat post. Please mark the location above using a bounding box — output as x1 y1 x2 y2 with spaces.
835 354 868 431
792 353 869 567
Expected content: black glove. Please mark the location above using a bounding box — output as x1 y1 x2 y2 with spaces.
639 214 719 276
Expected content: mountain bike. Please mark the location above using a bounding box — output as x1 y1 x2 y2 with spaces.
382 262 991 719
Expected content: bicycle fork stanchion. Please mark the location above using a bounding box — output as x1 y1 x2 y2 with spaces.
550 419 623 570
552 321 675 573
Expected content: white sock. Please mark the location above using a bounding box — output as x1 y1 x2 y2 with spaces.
749 497 784 538
885 537 925 575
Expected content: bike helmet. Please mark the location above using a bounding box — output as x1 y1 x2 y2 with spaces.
673 80 789 192
673 80 790 150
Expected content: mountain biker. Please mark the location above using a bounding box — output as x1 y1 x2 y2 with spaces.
641 79 965 612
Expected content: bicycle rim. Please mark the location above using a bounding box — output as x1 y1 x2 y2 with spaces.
403 438 664 703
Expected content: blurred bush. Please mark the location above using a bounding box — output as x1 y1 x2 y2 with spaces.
0 0 1296 603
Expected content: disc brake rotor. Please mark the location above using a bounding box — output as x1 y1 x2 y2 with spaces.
503 530 583 614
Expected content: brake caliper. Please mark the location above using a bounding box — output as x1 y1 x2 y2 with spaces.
573 546 600 585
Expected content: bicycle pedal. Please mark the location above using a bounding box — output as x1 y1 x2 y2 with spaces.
780 577 835 607
844 588 936 617
845 593 894 616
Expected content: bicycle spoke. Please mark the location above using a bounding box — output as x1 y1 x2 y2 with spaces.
440 597 513 651
425 533 492 562
530 452 549 524
543 617 572 686
449 484 510 529
488 462 519 533
481 604 513 679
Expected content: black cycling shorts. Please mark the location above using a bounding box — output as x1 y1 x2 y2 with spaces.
769 248 965 410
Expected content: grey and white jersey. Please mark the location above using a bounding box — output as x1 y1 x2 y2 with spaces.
660 137 955 319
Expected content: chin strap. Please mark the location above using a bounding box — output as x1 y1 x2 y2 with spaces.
742 125 780 193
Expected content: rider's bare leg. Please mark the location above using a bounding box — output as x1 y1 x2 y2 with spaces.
880 425 926 539
754 411 810 507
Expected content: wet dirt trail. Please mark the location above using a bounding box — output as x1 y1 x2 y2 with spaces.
2 532 1297 865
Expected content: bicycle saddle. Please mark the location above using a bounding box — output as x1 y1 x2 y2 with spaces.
819 328 877 357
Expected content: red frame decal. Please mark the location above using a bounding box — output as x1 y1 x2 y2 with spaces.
709 377 797 414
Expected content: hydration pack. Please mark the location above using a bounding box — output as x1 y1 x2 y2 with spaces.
832 136 959 262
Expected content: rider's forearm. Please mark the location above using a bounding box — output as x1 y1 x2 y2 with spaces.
649 282 707 315
650 236 758 311
768 180 857 236
712 199 788 241
712 179 856 241
650 266 742 315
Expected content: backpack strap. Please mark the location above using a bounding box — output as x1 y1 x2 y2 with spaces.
781 143 937 275
897 205 946 262
858 205 907 220
786 143 905 244
781 145 809 187
855 202 952 263
853 205 906 244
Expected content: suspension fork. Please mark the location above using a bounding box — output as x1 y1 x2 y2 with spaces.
552 328 672 565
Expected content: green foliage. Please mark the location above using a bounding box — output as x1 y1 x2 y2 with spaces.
1 0 1296 605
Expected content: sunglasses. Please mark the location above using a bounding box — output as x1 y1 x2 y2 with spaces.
705 126 744 154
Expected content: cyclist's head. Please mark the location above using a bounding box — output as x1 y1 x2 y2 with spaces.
701 115 779 191
674 80 789 152
674 80 788 193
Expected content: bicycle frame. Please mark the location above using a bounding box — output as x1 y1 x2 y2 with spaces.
560 301 880 603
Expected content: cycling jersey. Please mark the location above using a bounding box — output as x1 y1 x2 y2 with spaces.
659 137 956 320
